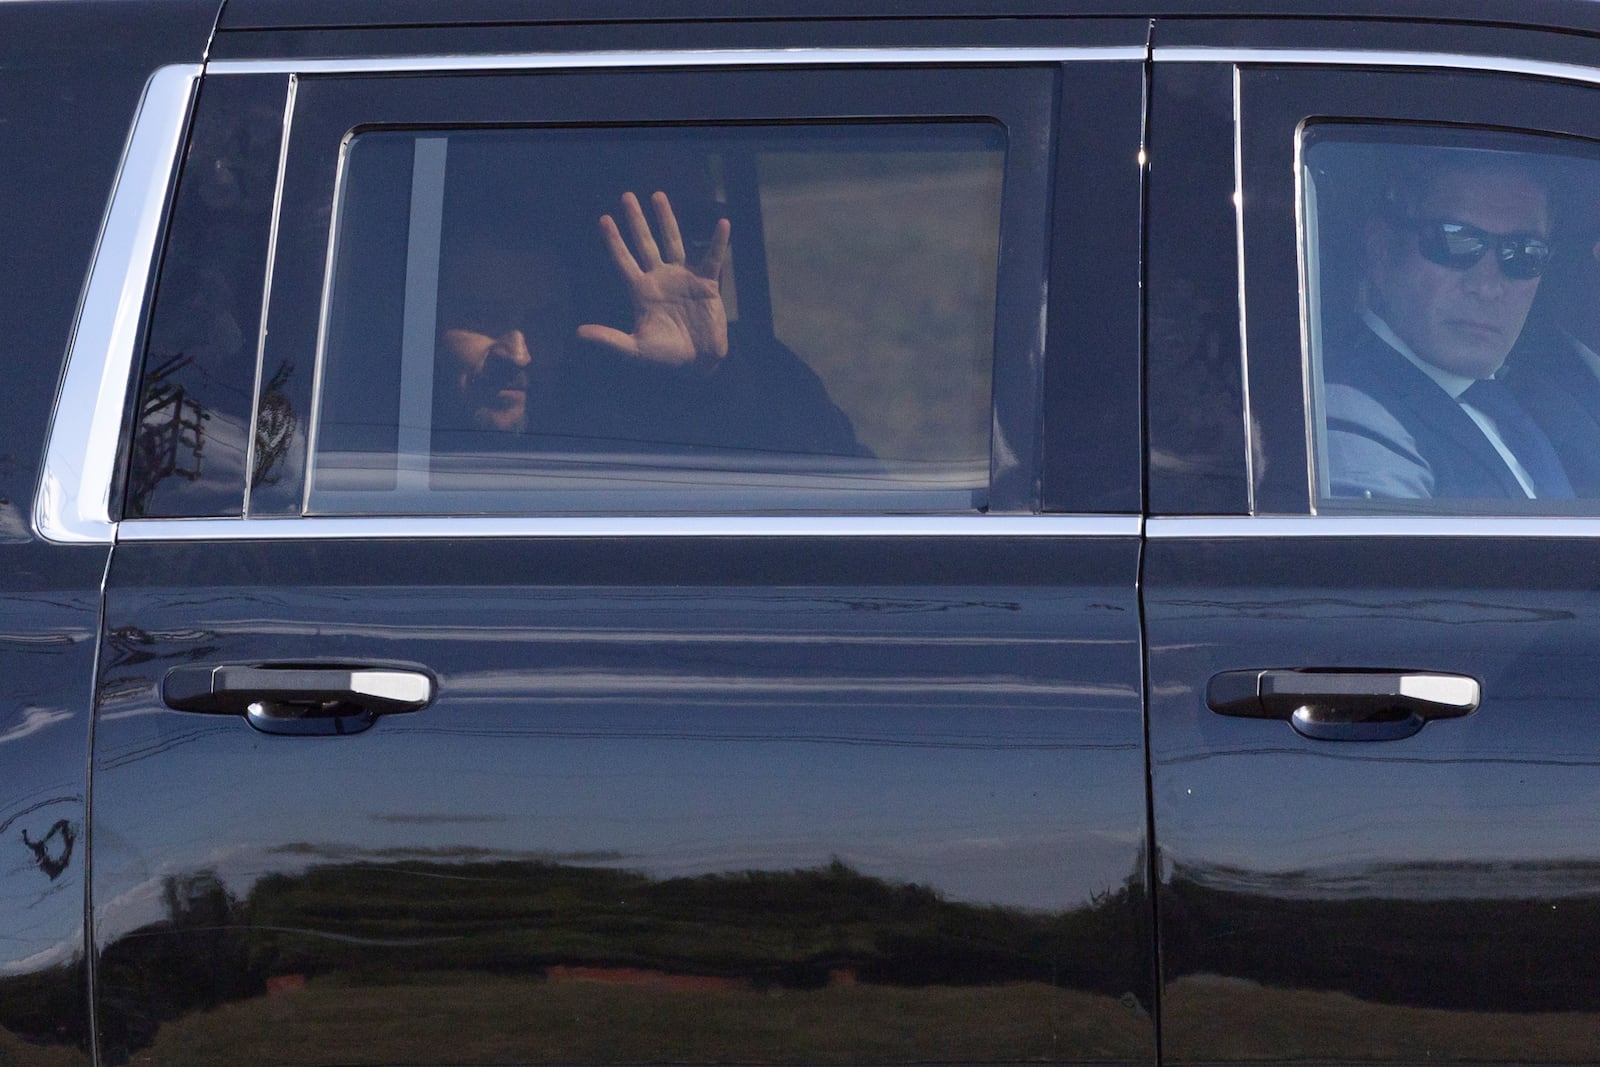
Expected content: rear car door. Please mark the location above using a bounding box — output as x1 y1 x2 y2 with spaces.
1145 18 1600 1066
50 19 1156 1064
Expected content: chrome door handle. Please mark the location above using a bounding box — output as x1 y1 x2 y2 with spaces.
1207 669 1479 741
163 665 434 735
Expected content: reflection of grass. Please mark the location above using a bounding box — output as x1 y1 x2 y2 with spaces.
0 1027 85 1067
759 155 1003 463
138 975 1148 1066
0 1036 84 1067
137 971 1600 1065
1165 974 1600 1063
102 859 1155 1062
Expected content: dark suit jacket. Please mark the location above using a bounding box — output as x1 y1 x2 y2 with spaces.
432 322 873 475
1503 328 1600 496
527 322 870 460
1323 326 1534 500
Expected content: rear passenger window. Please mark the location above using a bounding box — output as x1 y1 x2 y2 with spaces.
309 123 1004 514
117 66 1059 520
1301 124 1600 511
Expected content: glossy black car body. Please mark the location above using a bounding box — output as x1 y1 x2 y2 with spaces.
3 3 1600 1065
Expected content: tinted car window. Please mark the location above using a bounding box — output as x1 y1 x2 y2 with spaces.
309 123 1004 515
1302 125 1600 510
125 74 286 519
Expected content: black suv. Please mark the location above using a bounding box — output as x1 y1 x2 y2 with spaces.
5 2 1600 1064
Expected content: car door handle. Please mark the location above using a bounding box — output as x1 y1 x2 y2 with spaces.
163 665 434 736
1207 669 1479 741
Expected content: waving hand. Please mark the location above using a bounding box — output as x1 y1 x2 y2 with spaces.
577 191 732 367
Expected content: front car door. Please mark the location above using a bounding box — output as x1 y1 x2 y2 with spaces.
1145 16 1600 1066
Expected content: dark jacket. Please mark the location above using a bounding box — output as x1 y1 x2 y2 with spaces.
1323 325 1539 500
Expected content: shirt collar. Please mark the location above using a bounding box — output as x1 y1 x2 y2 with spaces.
1361 308 1480 399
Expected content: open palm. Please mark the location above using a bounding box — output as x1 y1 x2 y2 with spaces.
577 190 731 367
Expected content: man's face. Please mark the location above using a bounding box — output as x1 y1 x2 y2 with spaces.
1368 167 1549 380
438 245 569 434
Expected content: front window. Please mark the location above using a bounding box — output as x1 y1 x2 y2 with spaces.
1303 124 1600 511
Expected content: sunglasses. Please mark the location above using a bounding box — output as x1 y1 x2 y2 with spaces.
1399 217 1554 280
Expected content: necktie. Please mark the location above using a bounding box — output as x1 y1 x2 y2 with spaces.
1461 377 1574 499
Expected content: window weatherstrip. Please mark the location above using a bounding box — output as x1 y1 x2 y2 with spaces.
1231 63 1255 514
117 514 1143 542
243 73 297 517
1146 516 1600 538
34 64 201 545
205 46 1148 76
1295 120 1328 510
299 130 358 513
1152 47 1600 91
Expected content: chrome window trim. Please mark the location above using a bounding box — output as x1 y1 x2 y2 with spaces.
1294 117 1325 506
297 128 358 515
1153 47 1600 89
116 514 1143 542
1231 64 1255 513
1147 516 1600 539
205 46 1149 77
34 64 202 546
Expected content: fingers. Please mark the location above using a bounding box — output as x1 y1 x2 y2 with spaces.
652 191 686 264
601 190 730 279
596 213 643 282
700 217 731 280
620 191 663 268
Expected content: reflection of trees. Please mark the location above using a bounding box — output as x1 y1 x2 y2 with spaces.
35 857 1600 1061
0 961 86 1059
127 353 209 517
1162 860 1600 1012
250 361 296 489
93 859 1152 1063
98 872 253 1058
21 819 75 881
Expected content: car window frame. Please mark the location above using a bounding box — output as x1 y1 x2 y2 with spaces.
236 56 1091 522
37 45 1148 544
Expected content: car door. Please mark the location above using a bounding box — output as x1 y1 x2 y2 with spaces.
1145 20 1600 1067
56 21 1157 1065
